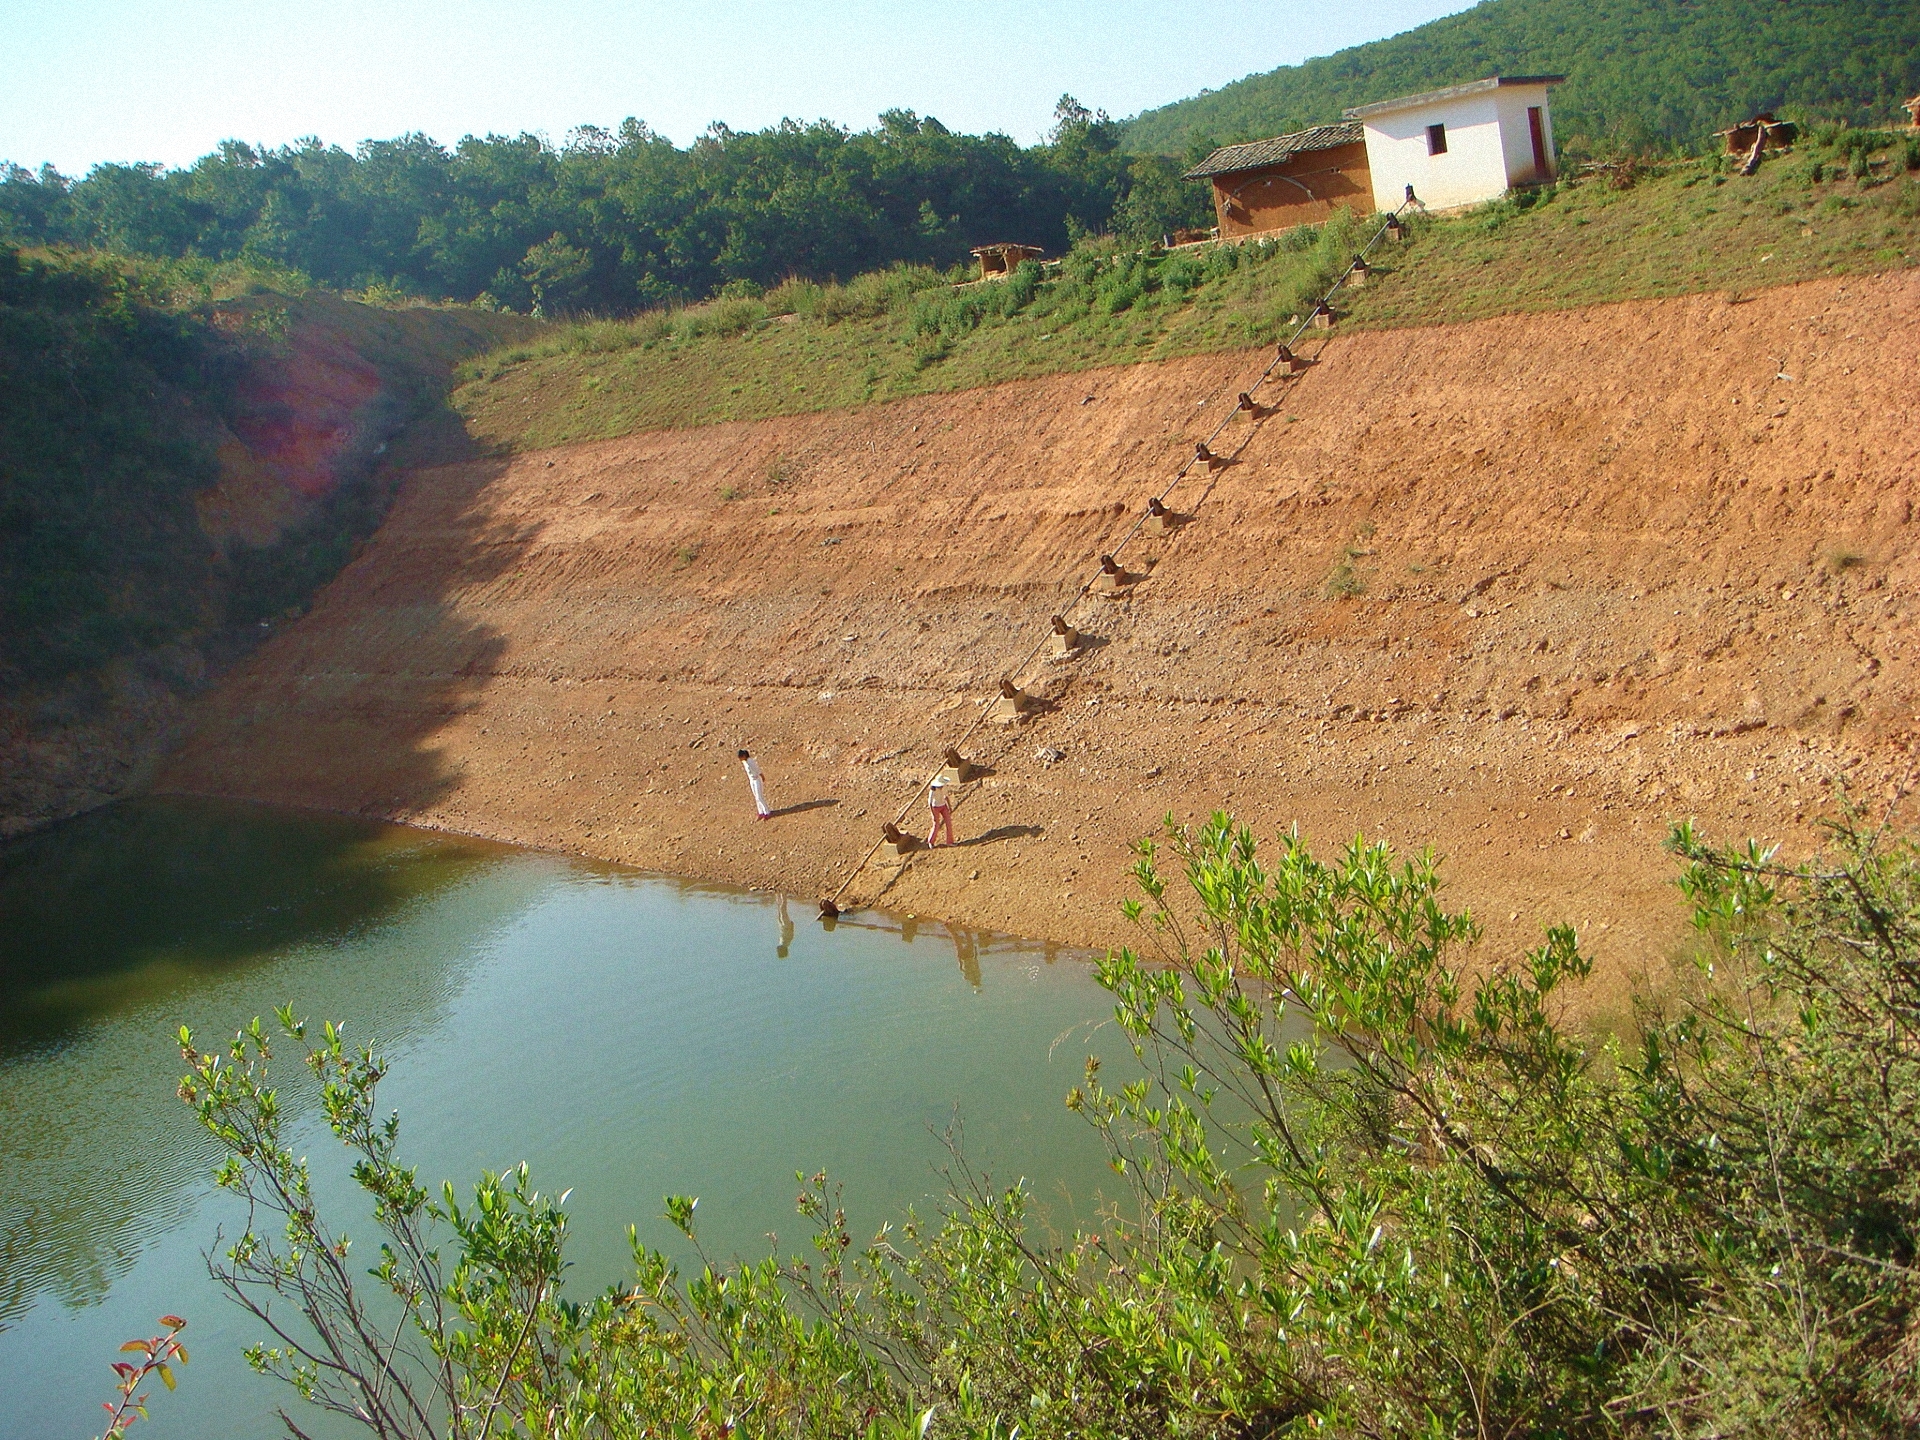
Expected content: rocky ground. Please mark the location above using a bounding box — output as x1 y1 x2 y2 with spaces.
162 271 1919 1016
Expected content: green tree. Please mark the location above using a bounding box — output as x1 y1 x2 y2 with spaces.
0 245 223 680
1110 153 1213 243
182 812 1920 1437
518 232 593 315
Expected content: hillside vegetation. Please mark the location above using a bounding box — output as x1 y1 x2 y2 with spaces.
1126 0 1920 159
187 815 1920 1437
0 103 1208 314
0 249 535 685
0 249 232 683
455 127 1920 453
0 245 540 831
454 213 1367 451
10 0 1915 320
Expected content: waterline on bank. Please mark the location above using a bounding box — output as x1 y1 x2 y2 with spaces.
0 797 1121 1440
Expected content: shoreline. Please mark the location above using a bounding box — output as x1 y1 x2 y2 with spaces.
159 273 1919 1020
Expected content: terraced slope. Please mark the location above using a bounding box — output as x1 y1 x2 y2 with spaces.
164 271 1918 1007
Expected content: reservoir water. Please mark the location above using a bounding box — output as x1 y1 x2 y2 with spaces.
0 798 1122 1440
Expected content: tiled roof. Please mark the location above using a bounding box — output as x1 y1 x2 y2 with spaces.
1182 123 1364 180
1343 75 1564 120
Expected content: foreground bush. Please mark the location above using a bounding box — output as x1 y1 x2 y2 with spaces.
179 812 1920 1437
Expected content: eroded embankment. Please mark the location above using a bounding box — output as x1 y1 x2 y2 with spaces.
163 273 1920 1009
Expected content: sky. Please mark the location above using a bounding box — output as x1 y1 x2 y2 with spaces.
2 0 1477 175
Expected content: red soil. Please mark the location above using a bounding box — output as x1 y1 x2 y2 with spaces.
163 272 1920 1010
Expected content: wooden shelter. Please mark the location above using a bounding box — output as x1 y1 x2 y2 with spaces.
1905 94 1920 130
970 243 1044 280
1183 123 1372 239
1716 114 1798 157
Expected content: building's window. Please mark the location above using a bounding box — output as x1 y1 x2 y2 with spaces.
1426 123 1448 156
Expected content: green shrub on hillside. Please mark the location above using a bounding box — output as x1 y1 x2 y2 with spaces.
0 245 228 681
0 247 535 704
451 133 1917 452
462 220 1368 403
183 813 1920 1436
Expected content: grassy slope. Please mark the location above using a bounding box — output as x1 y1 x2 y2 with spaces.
454 136 1919 455
454 220 1368 452
210 290 545 626
1122 0 1920 158
1340 145 1920 329
1 248 230 682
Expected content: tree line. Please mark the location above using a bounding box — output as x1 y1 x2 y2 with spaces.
0 101 1210 316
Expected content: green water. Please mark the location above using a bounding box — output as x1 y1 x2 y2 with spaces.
0 798 1122 1440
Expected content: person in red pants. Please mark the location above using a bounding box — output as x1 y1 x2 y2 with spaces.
926 776 956 847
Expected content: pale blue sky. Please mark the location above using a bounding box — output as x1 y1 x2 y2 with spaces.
3 1 1475 175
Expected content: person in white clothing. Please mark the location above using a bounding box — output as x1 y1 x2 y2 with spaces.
927 776 956 847
739 749 772 819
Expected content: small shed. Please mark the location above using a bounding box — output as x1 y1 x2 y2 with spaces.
1903 94 1920 130
1346 75 1563 213
970 243 1044 280
1716 114 1798 156
1183 123 1373 238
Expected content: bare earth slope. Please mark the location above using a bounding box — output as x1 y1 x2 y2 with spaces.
164 273 1919 1002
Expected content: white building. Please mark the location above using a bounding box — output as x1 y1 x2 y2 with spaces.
1346 76 1563 214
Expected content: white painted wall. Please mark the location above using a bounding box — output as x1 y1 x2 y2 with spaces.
1359 82 1556 213
1492 85 1557 186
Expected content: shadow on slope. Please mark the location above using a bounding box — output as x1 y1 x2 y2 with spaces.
161 450 535 831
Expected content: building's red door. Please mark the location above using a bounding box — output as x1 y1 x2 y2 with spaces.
1527 106 1550 180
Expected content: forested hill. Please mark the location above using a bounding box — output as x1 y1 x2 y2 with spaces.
5 3 1914 316
1125 0 1920 158
0 105 1207 317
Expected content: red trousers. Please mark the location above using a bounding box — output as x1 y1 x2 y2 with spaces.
927 804 955 847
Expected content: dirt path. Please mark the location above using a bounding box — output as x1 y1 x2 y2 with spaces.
163 273 1920 1012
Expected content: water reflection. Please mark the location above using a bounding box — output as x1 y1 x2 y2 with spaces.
796 909 1020 990
0 801 540 1329
952 923 981 988
0 797 509 1052
0 798 1120 1440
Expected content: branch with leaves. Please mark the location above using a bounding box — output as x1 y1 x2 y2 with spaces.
96 1316 188 1440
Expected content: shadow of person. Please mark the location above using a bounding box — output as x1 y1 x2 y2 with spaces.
770 798 839 819
956 824 1045 848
